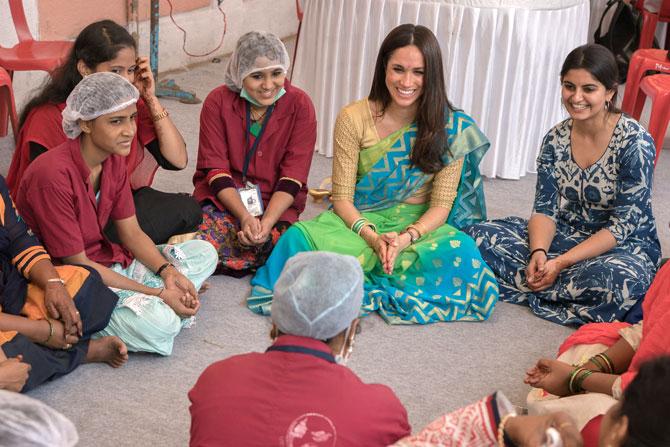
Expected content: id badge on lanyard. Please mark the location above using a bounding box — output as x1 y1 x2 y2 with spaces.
238 181 264 217
239 103 274 217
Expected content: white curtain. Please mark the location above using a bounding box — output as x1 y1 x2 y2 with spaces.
293 0 589 179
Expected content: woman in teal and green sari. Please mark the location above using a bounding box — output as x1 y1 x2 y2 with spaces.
248 24 499 324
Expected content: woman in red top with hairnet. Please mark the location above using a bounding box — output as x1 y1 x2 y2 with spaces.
193 31 316 277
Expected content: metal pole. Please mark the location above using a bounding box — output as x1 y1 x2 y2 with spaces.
127 0 140 47
149 0 201 103
150 0 159 80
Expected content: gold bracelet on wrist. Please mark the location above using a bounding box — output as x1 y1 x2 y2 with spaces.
413 220 428 236
497 414 515 446
43 318 54 344
152 109 169 122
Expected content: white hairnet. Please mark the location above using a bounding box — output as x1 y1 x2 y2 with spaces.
0 390 78 446
272 252 363 340
62 71 139 139
224 31 290 92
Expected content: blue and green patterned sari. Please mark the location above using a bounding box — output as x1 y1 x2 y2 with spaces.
248 110 499 324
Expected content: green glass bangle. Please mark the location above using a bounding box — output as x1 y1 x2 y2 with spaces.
575 369 594 393
597 353 614 374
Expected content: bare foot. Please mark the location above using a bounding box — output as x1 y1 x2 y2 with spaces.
86 336 128 368
198 282 210 294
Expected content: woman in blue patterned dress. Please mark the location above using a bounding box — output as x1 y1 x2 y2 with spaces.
464 44 660 326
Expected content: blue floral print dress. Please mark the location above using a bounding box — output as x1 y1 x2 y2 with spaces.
464 115 660 326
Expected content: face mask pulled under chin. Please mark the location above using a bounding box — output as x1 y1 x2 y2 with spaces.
240 87 286 107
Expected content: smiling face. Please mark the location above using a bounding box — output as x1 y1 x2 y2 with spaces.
81 103 138 158
561 68 614 122
241 60 286 107
384 45 425 110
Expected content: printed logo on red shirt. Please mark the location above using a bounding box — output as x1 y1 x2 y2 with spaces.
284 413 337 446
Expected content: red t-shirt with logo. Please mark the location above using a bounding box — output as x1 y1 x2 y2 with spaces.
189 335 411 446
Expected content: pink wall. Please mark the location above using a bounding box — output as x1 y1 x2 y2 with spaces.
37 0 210 40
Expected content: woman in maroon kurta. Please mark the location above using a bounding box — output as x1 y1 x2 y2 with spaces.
7 20 201 245
193 31 316 276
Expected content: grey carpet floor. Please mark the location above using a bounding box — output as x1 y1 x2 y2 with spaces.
0 59 669 446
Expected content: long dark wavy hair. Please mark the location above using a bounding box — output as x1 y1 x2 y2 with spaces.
19 20 136 127
560 44 621 114
368 24 454 174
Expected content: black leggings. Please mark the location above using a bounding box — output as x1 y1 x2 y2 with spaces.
104 187 202 245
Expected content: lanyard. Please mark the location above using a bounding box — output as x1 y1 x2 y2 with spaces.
266 345 336 364
243 102 275 182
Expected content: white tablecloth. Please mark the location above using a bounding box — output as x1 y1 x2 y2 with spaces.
292 0 589 179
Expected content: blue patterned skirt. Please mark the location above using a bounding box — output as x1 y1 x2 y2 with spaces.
464 217 657 326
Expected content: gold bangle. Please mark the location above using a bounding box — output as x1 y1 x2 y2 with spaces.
152 109 169 122
43 318 54 344
498 414 515 446
407 224 422 239
413 220 428 236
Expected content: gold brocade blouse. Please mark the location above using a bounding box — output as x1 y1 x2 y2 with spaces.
331 98 462 211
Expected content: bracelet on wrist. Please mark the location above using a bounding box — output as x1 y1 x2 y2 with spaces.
575 369 594 393
400 227 419 244
352 217 377 237
157 287 165 298
43 318 54 344
568 367 594 394
529 248 548 260
46 277 65 286
413 220 428 236
152 109 169 122
360 222 377 236
497 414 515 446
592 353 614 374
156 262 173 277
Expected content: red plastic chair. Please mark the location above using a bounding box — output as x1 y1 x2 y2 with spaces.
0 67 19 142
0 0 73 75
633 73 670 165
289 0 304 80
0 0 73 140
621 48 670 117
635 0 670 49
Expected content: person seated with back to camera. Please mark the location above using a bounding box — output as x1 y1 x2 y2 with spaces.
15 72 217 357
189 251 410 446
7 19 201 245
0 390 80 446
192 31 316 277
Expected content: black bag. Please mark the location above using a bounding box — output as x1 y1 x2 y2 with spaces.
594 0 643 83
